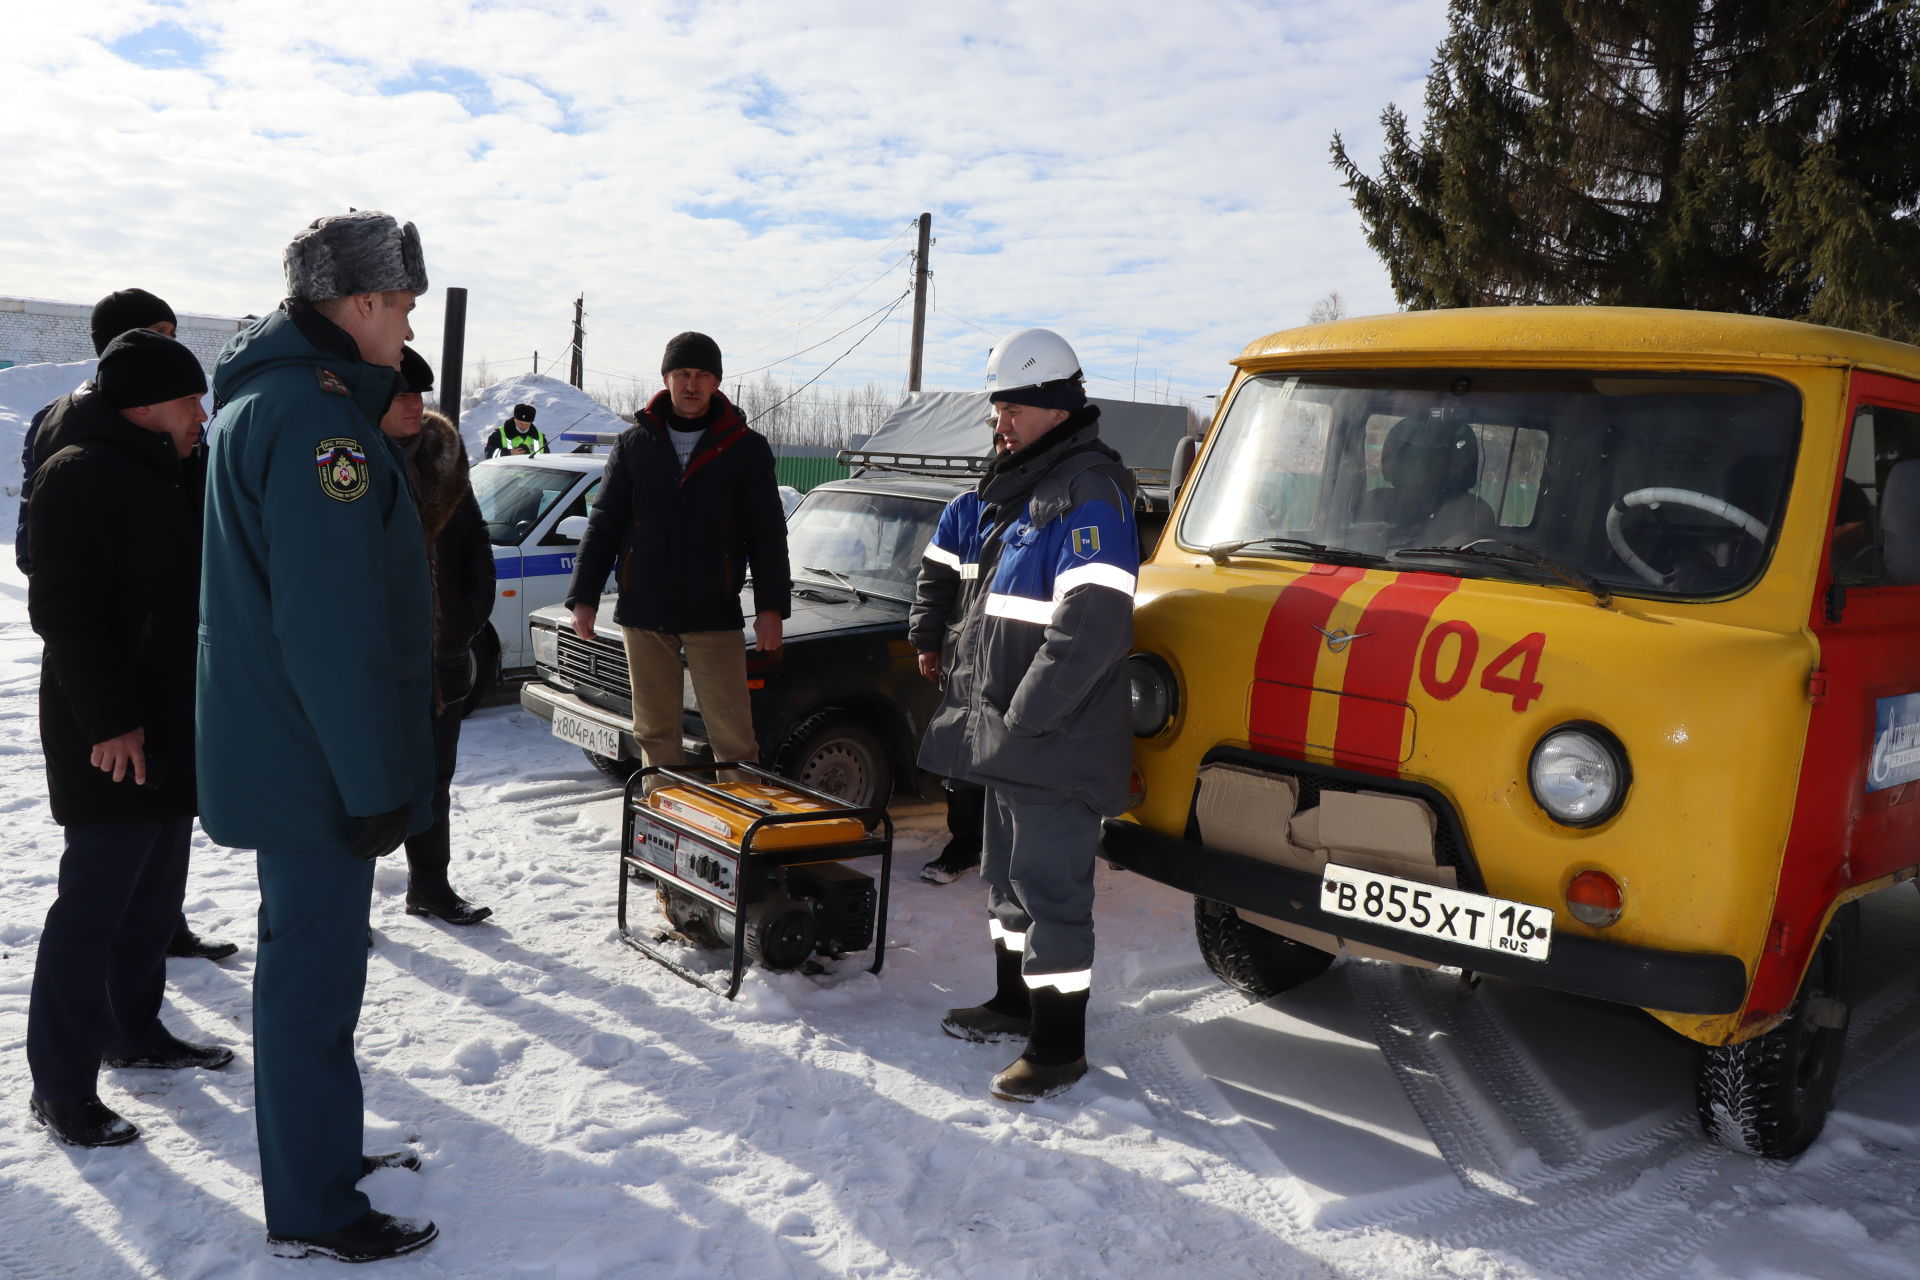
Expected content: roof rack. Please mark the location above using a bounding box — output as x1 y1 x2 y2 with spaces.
835 449 991 477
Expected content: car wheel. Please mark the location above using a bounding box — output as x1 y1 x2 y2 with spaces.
1695 902 1856 1159
1193 897 1336 998
460 628 500 719
776 712 891 808
584 748 641 782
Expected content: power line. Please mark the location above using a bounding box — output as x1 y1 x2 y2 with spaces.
729 288 912 381
749 292 913 426
725 252 911 362
727 220 917 334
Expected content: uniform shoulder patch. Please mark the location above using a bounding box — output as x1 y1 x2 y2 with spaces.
316 367 351 396
1070 525 1102 558
316 438 370 502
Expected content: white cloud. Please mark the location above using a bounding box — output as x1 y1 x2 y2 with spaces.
0 0 1448 407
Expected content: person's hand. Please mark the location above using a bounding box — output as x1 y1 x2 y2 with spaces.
754 611 784 653
571 604 597 640
511 445 530 455
348 807 411 861
917 650 941 682
91 727 147 785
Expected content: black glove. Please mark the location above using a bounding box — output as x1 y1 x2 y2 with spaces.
348 807 411 861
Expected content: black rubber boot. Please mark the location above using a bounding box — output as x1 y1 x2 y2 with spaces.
941 941 1031 1043
267 1210 438 1262
991 987 1090 1102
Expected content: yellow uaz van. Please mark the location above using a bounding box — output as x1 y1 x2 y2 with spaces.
1105 307 1920 1158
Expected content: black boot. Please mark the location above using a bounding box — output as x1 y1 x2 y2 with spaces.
166 929 239 962
921 786 984 883
991 986 1089 1102
405 889 492 926
359 1150 423 1178
267 1210 438 1262
104 1033 235 1071
30 1094 139 1147
941 941 1031 1043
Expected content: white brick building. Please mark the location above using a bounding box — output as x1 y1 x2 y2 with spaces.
0 295 251 372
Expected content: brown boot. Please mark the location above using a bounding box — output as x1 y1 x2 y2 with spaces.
991 987 1089 1102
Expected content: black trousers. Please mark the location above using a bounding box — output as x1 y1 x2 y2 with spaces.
942 781 985 861
27 816 191 1100
401 700 464 897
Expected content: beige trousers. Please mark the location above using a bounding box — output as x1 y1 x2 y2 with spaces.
620 627 758 782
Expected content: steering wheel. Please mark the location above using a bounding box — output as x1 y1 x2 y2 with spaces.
1605 487 1768 587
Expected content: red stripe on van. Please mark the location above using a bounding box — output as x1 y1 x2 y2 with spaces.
1249 564 1365 754
1332 573 1461 773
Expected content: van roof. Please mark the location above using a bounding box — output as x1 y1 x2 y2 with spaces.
1238 307 1920 379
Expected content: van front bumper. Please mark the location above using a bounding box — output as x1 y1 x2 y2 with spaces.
1102 819 1748 1016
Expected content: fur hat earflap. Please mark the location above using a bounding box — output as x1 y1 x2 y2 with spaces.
284 210 428 302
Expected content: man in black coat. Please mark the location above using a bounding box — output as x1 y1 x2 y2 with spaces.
25 329 235 1148
379 347 495 925
565 332 789 783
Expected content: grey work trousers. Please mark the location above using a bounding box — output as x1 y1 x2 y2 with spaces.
981 787 1099 991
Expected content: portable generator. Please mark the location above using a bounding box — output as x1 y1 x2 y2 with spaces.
617 762 894 999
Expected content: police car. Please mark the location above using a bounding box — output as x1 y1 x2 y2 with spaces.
468 450 608 705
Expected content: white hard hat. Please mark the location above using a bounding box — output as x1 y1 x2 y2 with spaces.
985 328 1082 399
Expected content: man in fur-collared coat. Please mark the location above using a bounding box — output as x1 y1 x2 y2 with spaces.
379 347 495 925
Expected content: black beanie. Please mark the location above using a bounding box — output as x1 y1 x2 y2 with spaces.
90 288 177 357
512 403 536 422
661 331 723 380
991 376 1087 414
398 346 434 393
96 329 208 410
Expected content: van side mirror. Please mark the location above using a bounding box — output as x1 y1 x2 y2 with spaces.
555 515 590 542
1882 460 1920 584
1170 435 1201 500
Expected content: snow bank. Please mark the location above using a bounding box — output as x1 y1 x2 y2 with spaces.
0 360 95 531
459 372 630 462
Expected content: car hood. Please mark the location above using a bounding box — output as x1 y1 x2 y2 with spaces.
529 585 908 645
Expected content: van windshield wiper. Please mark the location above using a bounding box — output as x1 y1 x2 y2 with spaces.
1203 537 1379 567
1391 542 1612 607
800 564 868 603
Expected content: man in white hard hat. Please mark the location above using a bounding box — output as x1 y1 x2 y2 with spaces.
915 328 1139 1101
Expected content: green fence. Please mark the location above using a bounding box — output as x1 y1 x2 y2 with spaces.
774 455 851 493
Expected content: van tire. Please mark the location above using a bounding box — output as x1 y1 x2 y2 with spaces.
776 712 891 808
1695 902 1856 1159
1193 898 1336 998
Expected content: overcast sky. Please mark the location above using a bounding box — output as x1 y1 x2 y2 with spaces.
2 0 1449 409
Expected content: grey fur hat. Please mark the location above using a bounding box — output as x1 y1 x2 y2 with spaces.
283 210 428 302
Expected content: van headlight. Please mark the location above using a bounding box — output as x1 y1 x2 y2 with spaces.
531 625 560 669
1528 724 1628 827
1128 654 1178 738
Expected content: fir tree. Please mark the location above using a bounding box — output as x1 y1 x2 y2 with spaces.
1331 0 1920 341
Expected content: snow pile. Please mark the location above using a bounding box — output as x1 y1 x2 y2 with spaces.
460 372 630 461
0 359 94 527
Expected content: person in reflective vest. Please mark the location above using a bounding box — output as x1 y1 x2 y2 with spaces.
484 404 545 457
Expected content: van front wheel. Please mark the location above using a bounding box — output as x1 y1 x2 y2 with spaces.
1695 903 1856 1160
1193 898 1335 999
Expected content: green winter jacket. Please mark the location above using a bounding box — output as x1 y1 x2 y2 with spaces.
196 303 436 851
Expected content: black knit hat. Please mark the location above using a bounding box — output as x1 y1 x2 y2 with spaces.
283 210 428 301
398 346 434 393
90 288 177 357
661 331 722 380
95 329 208 410
512 403 536 422
991 376 1087 414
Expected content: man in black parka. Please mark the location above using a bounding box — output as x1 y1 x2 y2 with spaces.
25 330 235 1148
565 332 789 783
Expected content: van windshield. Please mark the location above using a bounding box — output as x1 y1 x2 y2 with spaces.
1178 370 1801 600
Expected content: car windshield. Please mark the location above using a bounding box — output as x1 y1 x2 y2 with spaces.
472 463 581 547
786 489 945 603
1178 369 1801 600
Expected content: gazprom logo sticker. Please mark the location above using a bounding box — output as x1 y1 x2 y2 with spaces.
1869 692 1920 791
1070 526 1102 558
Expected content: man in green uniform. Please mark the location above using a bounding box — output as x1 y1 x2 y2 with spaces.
198 210 439 1263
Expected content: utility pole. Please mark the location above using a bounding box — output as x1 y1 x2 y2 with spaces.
439 286 467 429
569 294 585 389
907 212 931 392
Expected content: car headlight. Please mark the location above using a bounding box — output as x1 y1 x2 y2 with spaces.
531 625 560 670
1528 724 1628 827
1128 654 1178 738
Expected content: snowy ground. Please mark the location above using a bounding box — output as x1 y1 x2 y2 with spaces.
7 357 1920 1277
